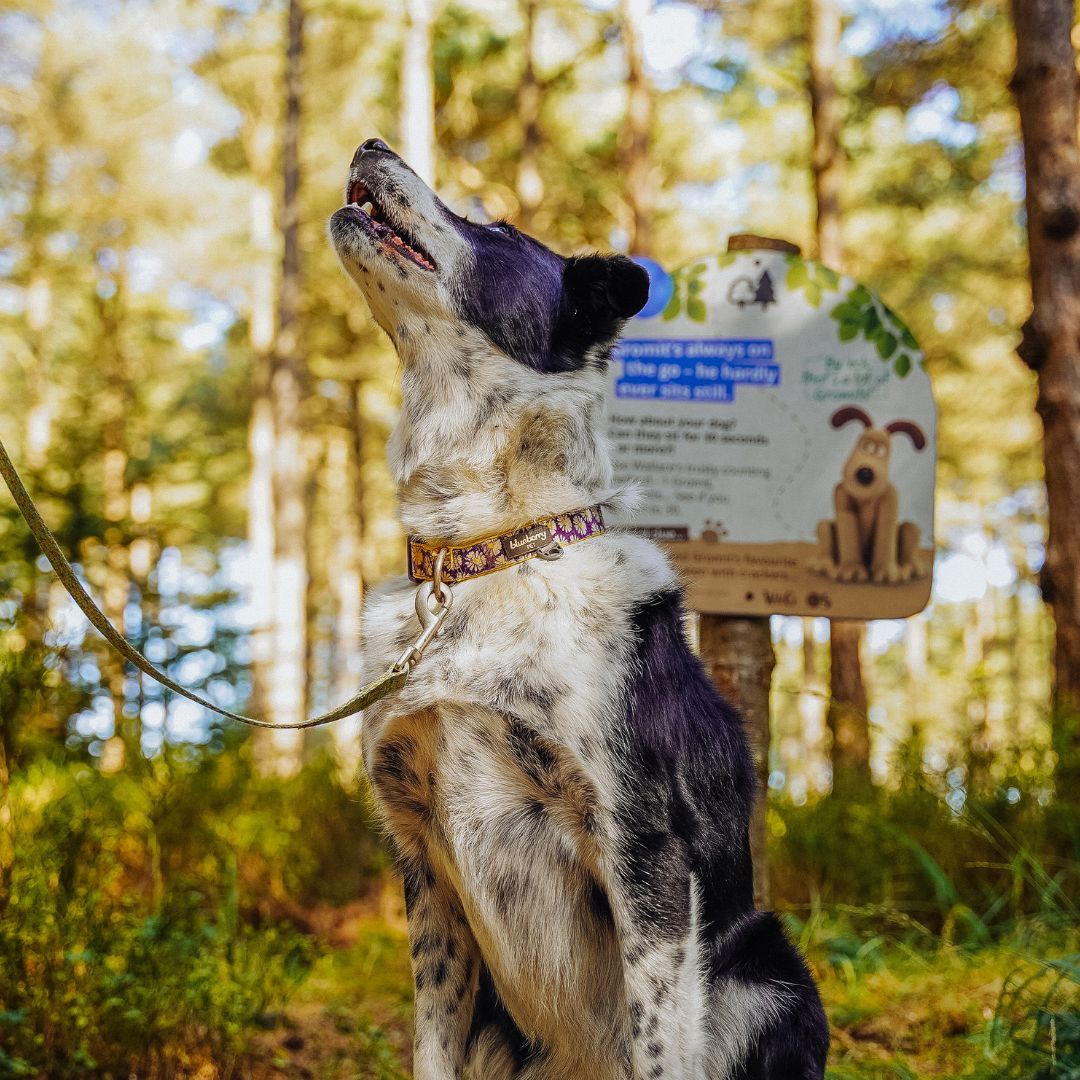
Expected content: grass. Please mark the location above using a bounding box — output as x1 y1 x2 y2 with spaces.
228 898 1077 1080
2 756 1075 1078
242 914 414 1079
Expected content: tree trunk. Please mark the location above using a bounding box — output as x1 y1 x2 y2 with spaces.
329 397 366 783
808 0 872 791
699 616 774 911
620 0 653 254
808 0 843 270
247 182 277 723
1010 0 1080 770
96 266 134 767
828 622 870 790
257 0 308 776
904 612 928 763
402 0 436 186
798 618 827 793
516 0 543 232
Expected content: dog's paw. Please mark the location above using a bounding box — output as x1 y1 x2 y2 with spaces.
872 562 906 584
837 562 869 583
906 553 931 580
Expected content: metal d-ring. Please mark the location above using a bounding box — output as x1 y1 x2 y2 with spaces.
432 547 449 604
536 538 563 561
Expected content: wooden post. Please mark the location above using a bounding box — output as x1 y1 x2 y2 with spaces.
699 615 775 910
1010 0 1080 738
696 233 800 912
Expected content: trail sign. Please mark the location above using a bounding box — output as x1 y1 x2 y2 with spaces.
606 250 936 620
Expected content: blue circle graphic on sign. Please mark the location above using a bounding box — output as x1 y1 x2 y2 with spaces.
631 256 673 319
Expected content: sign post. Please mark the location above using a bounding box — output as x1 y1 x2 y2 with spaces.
605 236 937 909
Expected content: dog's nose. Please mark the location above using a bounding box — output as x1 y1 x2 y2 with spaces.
855 467 875 486
356 137 391 157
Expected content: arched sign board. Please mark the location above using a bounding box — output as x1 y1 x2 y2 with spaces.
605 251 936 620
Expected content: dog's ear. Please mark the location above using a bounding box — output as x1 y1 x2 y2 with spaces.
830 406 873 430
554 255 650 363
884 420 927 450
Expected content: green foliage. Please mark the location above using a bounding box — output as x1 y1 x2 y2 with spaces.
661 256 737 321
777 787 1079 1079
785 255 842 309
985 952 1080 1079
0 752 390 1076
827 282 921 377
775 787 1079 939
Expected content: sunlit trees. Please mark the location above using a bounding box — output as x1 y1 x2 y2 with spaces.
0 0 1064 810
1010 0 1080 762
806 0 871 790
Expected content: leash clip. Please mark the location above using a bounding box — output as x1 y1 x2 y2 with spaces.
395 578 453 670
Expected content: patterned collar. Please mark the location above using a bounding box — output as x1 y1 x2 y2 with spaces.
408 505 606 585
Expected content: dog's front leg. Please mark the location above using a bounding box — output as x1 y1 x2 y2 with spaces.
601 827 704 1080
403 859 480 1080
870 485 903 582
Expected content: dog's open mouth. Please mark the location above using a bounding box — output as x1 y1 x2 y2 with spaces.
346 182 436 272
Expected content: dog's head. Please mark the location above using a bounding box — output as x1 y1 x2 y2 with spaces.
831 406 926 503
328 139 649 373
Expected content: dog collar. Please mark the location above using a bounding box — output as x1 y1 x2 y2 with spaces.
408 505 606 584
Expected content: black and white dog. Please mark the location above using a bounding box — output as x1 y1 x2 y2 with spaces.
329 138 828 1080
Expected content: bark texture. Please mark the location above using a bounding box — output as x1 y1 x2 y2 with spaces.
329 393 366 783
256 0 308 774
808 0 843 269
1010 0 1080 736
699 616 774 911
516 0 543 231
828 621 871 789
620 0 653 254
807 0 873 789
247 181 277 723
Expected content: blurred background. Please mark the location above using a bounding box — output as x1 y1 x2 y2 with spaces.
0 0 1077 1076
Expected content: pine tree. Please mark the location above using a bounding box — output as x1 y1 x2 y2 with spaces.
1010 0 1080 762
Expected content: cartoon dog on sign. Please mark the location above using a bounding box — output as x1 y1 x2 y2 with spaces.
810 406 929 584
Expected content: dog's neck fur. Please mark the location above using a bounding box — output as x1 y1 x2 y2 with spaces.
389 316 614 543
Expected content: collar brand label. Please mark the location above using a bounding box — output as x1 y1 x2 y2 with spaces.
500 523 553 560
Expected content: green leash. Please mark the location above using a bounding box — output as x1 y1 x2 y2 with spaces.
0 434 426 730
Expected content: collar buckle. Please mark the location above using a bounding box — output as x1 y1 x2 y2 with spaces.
535 538 563 561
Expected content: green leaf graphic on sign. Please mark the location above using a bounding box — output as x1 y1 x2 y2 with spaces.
663 261 710 321
876 331 898 359
829 283 919 377
785 256 843 308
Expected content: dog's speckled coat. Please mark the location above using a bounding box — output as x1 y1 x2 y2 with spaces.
329 138 828 1080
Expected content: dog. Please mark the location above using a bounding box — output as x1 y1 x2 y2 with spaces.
810 406 928 585
329 137 828 1080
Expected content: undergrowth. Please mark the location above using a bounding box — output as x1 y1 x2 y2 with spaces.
778 789 1079 1080
0 746 384 1077
0 748 1076 1078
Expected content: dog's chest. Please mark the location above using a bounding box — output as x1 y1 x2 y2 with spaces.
367 703 627 1062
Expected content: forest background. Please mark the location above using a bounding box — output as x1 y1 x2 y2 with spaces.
0 0 1077 1076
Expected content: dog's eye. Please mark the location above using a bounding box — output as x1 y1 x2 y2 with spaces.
487 224 507 234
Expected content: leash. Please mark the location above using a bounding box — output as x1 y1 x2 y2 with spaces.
0 433 444 729
0 430 606 731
